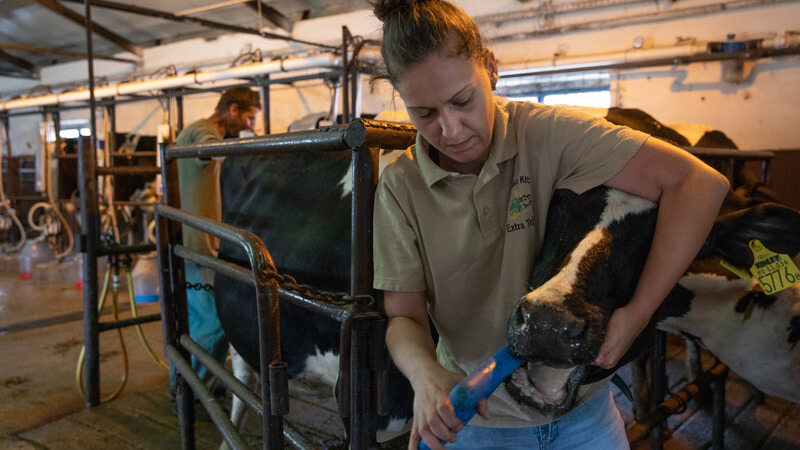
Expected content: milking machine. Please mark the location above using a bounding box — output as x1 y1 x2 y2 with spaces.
0 116 27 257
29 111 74 258
73 106 167 402
74 233 168 401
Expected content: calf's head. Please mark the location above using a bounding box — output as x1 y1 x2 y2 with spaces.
506 186 659 416
505 185 800 418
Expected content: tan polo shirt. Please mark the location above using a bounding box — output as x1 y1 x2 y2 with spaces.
373 98 649 427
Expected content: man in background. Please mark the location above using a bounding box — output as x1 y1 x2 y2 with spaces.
170 86 261 398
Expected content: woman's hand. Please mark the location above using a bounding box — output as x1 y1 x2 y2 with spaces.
383 291 489 449
592 305 648 369
408 367 489 450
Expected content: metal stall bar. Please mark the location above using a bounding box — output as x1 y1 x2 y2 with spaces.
156 204 284 450
96 166 162 175
81 0 102 407
2 115 11 158
685 147 775 185
627 362 729 445
649 330 667 449
259 76 270 135
341 27 351 124
164 126 348 160
161 118 416 449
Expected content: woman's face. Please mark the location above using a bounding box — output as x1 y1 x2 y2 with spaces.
395 45 498 175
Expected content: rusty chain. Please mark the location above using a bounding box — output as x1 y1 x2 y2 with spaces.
184 282 213 291
184 267 354 305
260 265 353 306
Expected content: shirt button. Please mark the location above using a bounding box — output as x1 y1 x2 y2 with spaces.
482 207 490 216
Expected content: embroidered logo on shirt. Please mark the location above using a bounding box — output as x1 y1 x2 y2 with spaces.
507 176 534 232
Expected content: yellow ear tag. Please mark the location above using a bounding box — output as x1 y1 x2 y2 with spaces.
748 239 800 295
720 259 752 281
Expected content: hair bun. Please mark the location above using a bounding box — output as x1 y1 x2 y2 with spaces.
372 0 432 22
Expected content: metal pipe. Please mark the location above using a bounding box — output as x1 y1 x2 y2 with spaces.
98 313 161 331
165 119 416 161
649 330 667 449
627 362 729 444
477 0 647 26
342 27 350 124
175 95 184 135
98 243 156 256
260 76 270 135
2 115 10 158
345 119 417 151
685 147 775 159
156 204 284 449
283 421 318 450
2 72 340 116
179 334 263 417
165 126 349 160
166 344 249 450
490 0 800 45
499 45 800 78
52 108 62 156
1 54 340 112
156 142 195 448
350 317 376 449
711 366 728 450
96 166 161 175
81 0 101 408
350 146 377 297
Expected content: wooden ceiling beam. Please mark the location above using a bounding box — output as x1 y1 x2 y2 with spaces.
32 0 143 57
0 42 137 63
246 1 293 33
0 49 39 78
0 0 35 16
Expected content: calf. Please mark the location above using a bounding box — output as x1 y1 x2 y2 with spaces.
506 186 800 416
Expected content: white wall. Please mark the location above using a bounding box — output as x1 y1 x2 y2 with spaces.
486 1 800 150
1 0 799 154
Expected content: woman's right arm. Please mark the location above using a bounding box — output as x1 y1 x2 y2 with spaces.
385 291 484 450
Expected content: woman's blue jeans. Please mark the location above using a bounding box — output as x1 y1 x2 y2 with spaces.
446 388 629 450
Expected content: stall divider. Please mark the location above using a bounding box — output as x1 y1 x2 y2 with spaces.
159 118 416 449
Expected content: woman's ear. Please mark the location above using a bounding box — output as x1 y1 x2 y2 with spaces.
485 50 498 90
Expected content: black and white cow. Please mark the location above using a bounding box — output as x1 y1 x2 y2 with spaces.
506 185 800 417
213 147 413 443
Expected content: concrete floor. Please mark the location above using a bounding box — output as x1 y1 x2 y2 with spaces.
1 261 798 449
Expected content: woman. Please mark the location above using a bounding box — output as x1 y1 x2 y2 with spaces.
370 1 730 448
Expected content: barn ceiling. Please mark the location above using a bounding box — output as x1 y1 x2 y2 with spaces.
0 0 365 78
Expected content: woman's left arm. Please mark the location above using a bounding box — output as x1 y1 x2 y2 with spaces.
594 136 730 369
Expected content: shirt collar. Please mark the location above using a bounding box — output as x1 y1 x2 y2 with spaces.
415 97 516 187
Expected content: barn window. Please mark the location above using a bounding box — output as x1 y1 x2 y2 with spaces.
497 71 610 107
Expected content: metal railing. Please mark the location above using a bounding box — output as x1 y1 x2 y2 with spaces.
159 117 416 450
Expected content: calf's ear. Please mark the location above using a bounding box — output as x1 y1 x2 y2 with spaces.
698 203 800 269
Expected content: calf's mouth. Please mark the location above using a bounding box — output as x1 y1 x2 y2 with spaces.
504 361 588 418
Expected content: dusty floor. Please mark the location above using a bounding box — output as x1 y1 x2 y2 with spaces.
0 261 798 449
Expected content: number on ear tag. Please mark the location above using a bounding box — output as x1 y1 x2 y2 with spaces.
748 239 800 295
